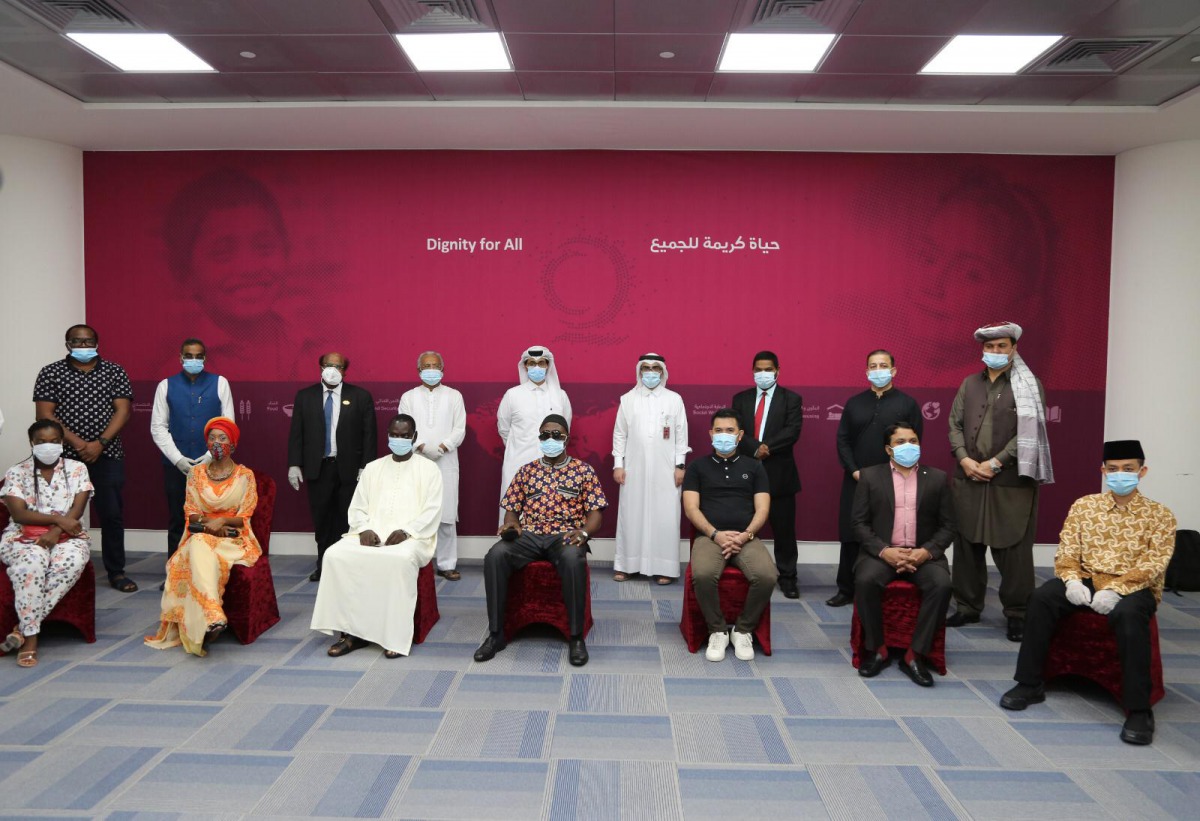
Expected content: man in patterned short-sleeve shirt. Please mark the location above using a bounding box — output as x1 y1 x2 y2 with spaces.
33 324 137 591
475 414 607 667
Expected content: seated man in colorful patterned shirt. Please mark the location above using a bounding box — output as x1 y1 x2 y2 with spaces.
1001 440 1177 746
475 414 608 667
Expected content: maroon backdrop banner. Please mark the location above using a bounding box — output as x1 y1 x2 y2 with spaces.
82 150 1113 542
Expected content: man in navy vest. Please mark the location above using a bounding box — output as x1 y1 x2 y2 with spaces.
150 338 235 587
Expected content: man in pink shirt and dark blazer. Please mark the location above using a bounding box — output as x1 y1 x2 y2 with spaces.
851 422 956 686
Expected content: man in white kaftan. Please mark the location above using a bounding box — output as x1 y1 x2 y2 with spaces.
311 414 442 657
399 351 467 579
497 345 571 524
612 353 690 582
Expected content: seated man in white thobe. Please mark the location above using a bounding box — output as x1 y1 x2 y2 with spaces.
310 413 443 658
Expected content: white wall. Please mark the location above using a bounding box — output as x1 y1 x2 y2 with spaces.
0 136 84 471
1108 140 1200 530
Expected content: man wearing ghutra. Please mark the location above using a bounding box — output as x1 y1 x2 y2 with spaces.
947 321 1053 643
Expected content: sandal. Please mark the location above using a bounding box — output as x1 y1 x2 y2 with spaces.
17 649 37 668
203 621 226 648
384 650 403 659
436 569 461 581
327 634 368 657
1 630 22 654
654 576 676 586
109 574 139 593
613 572 630 582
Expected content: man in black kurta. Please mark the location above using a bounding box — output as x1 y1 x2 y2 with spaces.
829 350 923 607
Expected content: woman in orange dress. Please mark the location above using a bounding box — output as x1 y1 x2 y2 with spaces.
145 417 260 656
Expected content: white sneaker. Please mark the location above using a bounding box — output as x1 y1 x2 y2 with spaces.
705 631 730 662
731 628 755 661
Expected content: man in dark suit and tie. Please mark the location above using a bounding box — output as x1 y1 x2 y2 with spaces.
851 422 956 686
732 351 804 598
287 352 378 581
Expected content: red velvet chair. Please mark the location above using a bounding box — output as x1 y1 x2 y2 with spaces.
849 579 947 675
680 562 773 655
503 560 593 642
1042 609 1165 707
412 560 440 644
222 469 280 644
0 480 97 644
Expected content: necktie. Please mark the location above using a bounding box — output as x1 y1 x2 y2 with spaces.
754 391 767 438
323 390 333 456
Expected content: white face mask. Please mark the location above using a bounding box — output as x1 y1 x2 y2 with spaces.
321 366 343 386
32 443 63 464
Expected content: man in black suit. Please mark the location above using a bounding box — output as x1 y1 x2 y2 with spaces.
851 423 956 686
287 352 378 581
733 351 804 598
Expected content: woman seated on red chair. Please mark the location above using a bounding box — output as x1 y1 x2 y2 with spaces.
145 417 261 657
1 419 93 668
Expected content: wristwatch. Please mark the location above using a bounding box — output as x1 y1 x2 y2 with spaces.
710 529 719 541
98 436 111 447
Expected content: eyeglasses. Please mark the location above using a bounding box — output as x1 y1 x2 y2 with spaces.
67 338 97 348
538 431 567 441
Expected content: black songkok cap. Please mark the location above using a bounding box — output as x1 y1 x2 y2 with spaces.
542 414 570 433
1103 440 1145 461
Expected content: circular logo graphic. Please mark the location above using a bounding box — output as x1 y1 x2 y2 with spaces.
922 401 941 420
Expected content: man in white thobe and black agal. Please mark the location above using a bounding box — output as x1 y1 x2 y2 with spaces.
311 414 442 659
612 353 690 585
399 350 467 581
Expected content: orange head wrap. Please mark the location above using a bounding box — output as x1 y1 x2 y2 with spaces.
204 416 240 448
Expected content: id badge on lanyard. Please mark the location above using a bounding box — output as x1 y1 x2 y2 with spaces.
662 413 671 441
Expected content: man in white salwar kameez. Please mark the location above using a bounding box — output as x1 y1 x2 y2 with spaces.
612 353 690 584
311 414 442 658
399 351 467 581
497 345 571 525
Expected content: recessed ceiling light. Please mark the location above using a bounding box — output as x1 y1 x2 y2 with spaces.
395 32 512 71
239 51 257 59
716 33 836 72
66 32 214 72
659 51 675 59
921 34 1063 74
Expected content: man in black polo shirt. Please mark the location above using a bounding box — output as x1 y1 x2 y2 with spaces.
682 408 776 662
33 324 136 591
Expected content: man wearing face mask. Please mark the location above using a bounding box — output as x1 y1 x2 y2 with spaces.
310 414 443 659
732 351 803 598
683 409 776 662
497 346 572 525
947 322 1053 643
1001 440 1175 746
398 351 467 580
851 423 955 686
830 350 923 608
287 352 378 582
476 415 607 667
34 324 136 592
149 338 235 588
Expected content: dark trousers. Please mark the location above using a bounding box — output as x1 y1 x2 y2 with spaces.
768 493 798 582
306 458 357 568
87 456 125 578
163 464 187 561
854 554 952 656
836 540 859 597
483 532 588 637
951 536 1035 619
1015 578 1158 711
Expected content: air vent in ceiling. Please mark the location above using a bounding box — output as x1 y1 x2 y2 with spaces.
372 0 489 32
7 0 137 31
747 0 845 32
1032 38 1167 74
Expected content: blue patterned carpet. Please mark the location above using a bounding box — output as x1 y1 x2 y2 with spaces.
1 552 1198 819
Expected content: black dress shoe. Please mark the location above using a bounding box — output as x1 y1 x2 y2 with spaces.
946 611 980 627
779 579 800 599
568 638 589 667
1006 617 1024 643
825 592 853 608
309 567 321 582
898 655 934 687
1000 683 1045 711
473 634 506 662
858 651 891 678
1120 710 1155 745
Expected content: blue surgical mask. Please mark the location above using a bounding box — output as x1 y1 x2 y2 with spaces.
753 371 776 390
712 432 738 454
388 436 415 456
982 352 1010 370
70 348 98 363
539 437 566 458
420 368 443 386
891 443 920 468
867 370 892 388
1106 472 1140 496
182 359 205 375
527 366 547 383
641 372 661 389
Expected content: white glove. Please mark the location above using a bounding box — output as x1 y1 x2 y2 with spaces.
197 452 213 465
1065 579 1091 606
288 466 303 491
175 458 192 476
1091 588 1121 615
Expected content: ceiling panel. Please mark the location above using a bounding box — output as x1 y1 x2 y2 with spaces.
0 33 115 73
1073 73 1200 104
136 72 254 102
731 0 863 34
284 35 413 73
173 35 303 73
323 71 432 100
615 71 714 100
844 0 988 36
706 72 812 101
517 71 614 100
887 73 1004 104
491 0 614 34
114 0 272 35
0 1 50 33
615 0 740 35
1081 0 1200 37
42 71 163 101
964 0 1122 35
819 35 948 74
615 34 725 72
235 72 342 101
504 32 613 71
238 0 389 35
978 75 1111 104
422 70 523 100
796 73 900 102
1126 34 1200 74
